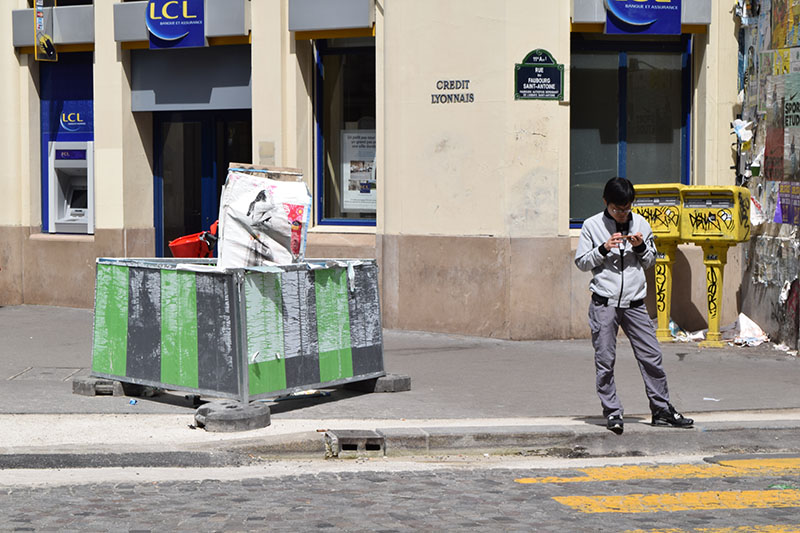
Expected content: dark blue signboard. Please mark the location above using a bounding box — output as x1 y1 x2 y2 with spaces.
515 50 564 101
40 53 94 143
40 52 94 231
146 0 205 49
606 0 682 35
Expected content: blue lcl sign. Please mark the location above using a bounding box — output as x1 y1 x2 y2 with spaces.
605 0 682 35
146 0 204 49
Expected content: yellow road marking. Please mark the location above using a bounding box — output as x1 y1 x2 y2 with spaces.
515 458 800 484
625 526 800 533
554 489 800 513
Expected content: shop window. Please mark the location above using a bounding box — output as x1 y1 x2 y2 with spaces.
314 38 376 226
570 35 691 225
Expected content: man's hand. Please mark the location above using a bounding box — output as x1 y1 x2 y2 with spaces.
604 232 644 251
604 232 625 251
628 232 644 247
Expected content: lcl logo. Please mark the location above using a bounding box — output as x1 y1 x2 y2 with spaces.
146 0 203 43
60 112 85 132
605 0 675 28
148 0 198 21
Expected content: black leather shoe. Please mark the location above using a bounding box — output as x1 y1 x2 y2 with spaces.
652 405 693 428
607 415 624 434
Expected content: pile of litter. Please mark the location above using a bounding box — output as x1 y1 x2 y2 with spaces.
669 313 769 347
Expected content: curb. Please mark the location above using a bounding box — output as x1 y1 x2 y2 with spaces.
4 421 800 469
225 420 800 460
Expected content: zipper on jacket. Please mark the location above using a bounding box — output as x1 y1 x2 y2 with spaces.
618 239 625 307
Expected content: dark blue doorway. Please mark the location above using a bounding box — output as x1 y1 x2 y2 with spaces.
154 110 252 257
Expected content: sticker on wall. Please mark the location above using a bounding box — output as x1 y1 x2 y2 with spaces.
146 0 205 50
34 0 57 62
514 50 563 101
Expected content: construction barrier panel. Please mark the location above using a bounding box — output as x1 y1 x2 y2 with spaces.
91 258 384 402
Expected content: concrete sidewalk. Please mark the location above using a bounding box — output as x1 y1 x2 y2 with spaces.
1 304 800 462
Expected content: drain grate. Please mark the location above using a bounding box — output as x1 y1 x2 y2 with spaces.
8 367 85 382
324 430 385 458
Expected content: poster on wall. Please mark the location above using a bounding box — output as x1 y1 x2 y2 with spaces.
785 73 800 180
765 76 786 180
758 0 772 52
775 48 791 75
340 130 376 213
758 52 773 113
743 28 759 116
772 0 789 48
774 181 800 224
789 2 800 46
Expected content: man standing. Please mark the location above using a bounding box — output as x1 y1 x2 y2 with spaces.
575 177 693 435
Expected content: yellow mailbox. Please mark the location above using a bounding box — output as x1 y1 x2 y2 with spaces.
633 184 684 240
633 184 685 342
680 186 751 243
679 185 751 347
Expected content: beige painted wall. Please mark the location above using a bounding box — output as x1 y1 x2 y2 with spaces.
693 5 740 186
0 1 26 228
251 0 285 168
381 0 570 238
94 1 125 230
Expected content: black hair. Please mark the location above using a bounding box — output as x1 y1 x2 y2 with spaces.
603 177 635 206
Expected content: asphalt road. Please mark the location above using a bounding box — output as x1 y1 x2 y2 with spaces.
2 454 800 532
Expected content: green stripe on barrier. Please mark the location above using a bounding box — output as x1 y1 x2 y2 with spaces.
92 264 129 375
245 273 287 394
315 269 353 382
160 270 199 388
248 358 287 395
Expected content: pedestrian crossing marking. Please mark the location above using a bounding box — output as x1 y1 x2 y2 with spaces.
554 489 800 513
625 525 800 533
515 458 800 484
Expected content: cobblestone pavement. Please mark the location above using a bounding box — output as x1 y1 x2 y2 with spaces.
2 456 800 532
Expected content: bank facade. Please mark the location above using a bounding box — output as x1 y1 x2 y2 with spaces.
1 0 742 340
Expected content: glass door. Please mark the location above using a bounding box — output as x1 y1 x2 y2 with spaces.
569 35 691 224
154 111 252 257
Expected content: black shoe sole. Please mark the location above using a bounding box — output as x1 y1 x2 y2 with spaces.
651 419 694 428
607 425 624 435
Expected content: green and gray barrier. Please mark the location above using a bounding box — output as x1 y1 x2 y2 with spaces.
91 258 384 402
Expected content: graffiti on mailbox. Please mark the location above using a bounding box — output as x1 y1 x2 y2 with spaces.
688 209 735 233
635 206 679 231
655 263 667 313
738 192 751 238
707 267 719 319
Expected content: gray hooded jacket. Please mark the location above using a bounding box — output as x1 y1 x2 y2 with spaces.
574 210 657 308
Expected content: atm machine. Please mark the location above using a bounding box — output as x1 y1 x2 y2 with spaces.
48 141 94 234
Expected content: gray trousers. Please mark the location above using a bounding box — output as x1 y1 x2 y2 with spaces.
588 301 671 418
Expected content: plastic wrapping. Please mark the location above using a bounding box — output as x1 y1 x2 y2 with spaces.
217 167 312 268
